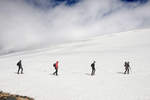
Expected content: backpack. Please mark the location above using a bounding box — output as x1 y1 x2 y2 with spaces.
17 61 20 66
53 63 56 67
91 63 94 67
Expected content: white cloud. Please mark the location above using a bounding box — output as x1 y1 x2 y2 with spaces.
0 0 150 54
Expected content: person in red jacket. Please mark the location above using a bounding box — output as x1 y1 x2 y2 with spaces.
53 61 59 76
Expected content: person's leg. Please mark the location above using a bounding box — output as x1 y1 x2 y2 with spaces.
21 67 23 74
56 69 58 76
124 69 127 74
91 69 93 75
53 68 57 75
127 68 129 74
92 69 95 75
93 69 95 75
17 67 20 74
53 70 56 75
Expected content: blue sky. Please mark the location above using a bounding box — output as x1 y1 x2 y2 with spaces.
122 0 148 3
25 0 80 8
25 0 149 9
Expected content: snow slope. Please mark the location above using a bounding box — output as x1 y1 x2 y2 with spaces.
0 28 150 100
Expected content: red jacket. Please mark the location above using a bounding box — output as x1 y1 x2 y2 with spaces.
55 61 58 69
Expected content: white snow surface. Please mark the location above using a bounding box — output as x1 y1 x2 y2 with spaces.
0 29 150 100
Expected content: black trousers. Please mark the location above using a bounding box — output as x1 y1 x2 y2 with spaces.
124 68 129 74
91 69 96 75
17 67 23 74
53 69 58 76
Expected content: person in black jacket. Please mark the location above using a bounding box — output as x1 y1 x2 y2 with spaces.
124 61 130 74
17 60 23 74
91 61 96 76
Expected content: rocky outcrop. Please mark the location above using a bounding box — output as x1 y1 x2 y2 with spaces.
0 91 34 100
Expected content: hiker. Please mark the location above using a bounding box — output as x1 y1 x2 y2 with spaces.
124 61 130 74
53 61 59 76
91 61 96 75
17 60 23 74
